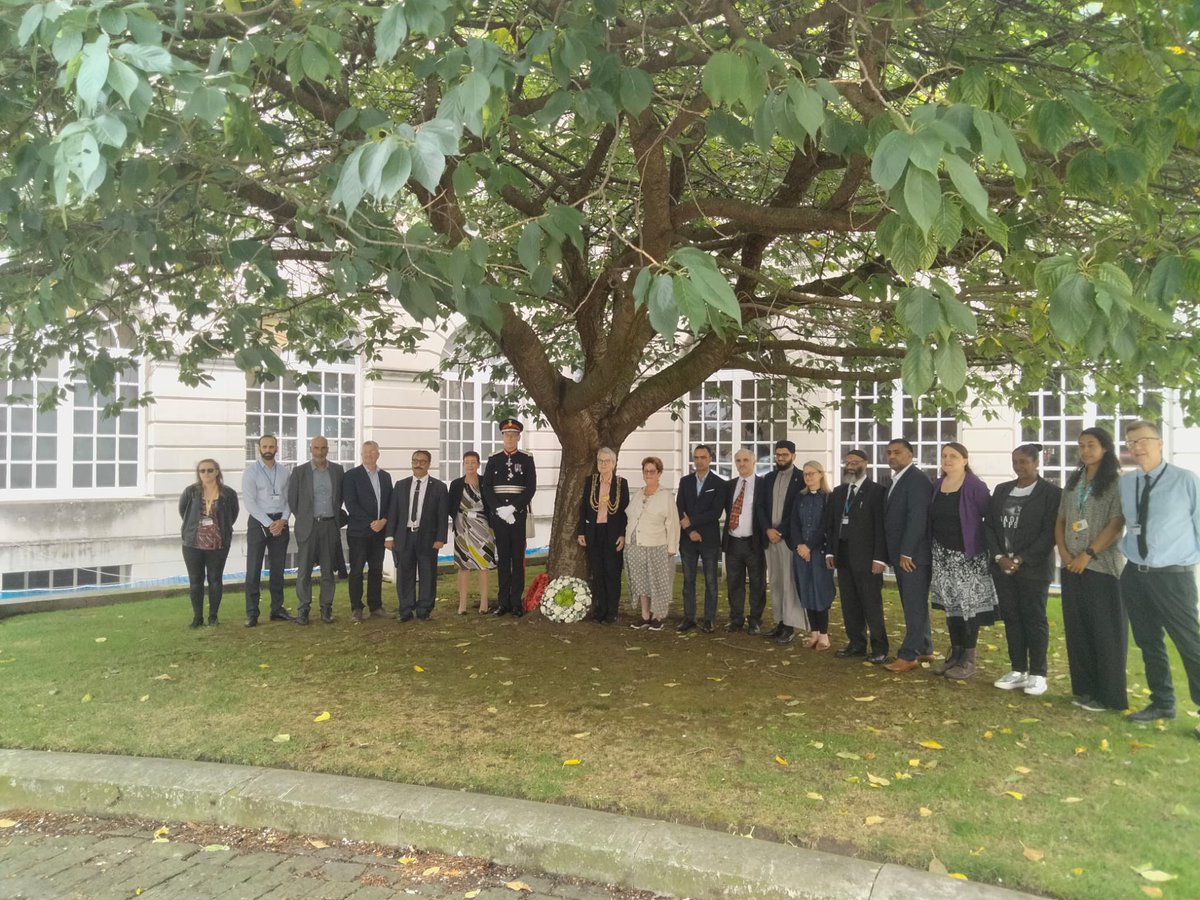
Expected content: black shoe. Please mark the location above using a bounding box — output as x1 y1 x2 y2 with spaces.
188 619 203 630
295 615 310 626
336 569 349 580
676 619 697 633
416 612 431 621
765 622 785 638
397 612 415 623
835 646 868 658
1126 705 1176 723
321 611 334 624
207 617 219 626
244 617 258 628
647 618 664 632
269 611 295 622
631 619 650 630
725 621 744 633
700 620 714 634
866 652 889 664
774 626 796 645
492 607 510 617
746 621 762 635
512 610 524 618
603 617 617 625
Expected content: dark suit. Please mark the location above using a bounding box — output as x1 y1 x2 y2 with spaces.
723 474 766 627
386 476 450 617
985 477 1063 677
288 461 346 617
824 479 888 655
677 471 728 624
343 465 394 613
884 464 933 661
577 475 630 622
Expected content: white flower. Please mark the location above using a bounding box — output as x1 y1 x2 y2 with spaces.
540 576 593 624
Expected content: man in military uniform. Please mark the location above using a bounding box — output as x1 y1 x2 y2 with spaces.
482 418 537 617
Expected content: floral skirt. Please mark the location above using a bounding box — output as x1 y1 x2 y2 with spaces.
930 540 999 625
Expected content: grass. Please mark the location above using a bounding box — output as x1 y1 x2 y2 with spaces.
1 567 1197 900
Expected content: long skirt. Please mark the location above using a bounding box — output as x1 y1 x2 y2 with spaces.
930 540 998 625
625 542 675 619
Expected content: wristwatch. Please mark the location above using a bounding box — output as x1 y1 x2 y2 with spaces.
1083 546 1096 557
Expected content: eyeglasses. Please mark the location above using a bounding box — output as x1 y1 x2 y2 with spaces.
198 468 217 474
1125 437 1160 450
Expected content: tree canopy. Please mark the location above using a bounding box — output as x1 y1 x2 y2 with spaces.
3 0 1200 567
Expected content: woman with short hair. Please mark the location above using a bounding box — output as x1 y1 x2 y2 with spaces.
449 450 496 615
624 457 680 631
577 447 630 624
179 459 239 628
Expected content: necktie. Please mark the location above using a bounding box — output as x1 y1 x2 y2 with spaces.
848 483 858 505
729 479 746 530
1137 473 1151 559
411 478 421 524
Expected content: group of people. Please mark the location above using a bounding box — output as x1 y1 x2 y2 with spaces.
179 418 1200 738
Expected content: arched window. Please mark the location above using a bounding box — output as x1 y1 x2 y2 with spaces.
438 372 516 481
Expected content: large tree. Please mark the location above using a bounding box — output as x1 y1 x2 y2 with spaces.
3 0 1199 573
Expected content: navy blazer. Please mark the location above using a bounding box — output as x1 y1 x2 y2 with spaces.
822 479 886 571
754 467 804 548
342 465 394 537
985 477 1063 583
723 473 767 552
676 471 728 547
883 465 932 566
385 476 450 549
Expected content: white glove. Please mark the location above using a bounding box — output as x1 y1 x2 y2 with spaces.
497 505 517 525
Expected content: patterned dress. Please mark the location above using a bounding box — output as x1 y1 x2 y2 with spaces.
453 481 496 571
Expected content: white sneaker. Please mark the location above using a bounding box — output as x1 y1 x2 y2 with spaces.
993 670 1028 690
1023 674 1048 696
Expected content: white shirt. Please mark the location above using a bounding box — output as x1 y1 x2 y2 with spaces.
887 462 915 499
729 476 756 538
407 475 429 529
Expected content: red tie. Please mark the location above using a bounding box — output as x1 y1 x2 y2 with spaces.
729 479 746 530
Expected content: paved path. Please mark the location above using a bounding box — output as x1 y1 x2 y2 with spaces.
0 810 647 900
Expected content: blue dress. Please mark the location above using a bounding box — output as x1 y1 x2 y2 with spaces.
790 490 836 612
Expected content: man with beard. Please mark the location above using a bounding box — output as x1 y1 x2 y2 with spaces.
756 440 806 642
882 438 935 672
241 434 293 627
823 449 889 663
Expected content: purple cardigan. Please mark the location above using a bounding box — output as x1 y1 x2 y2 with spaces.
930 472 991 559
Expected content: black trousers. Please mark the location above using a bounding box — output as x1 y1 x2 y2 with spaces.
245 520 289 617
347 530 386 611
586 522 624 621
183 545 230 622
1061 567 1128 710
725 537 766 625
393 538 438 617
993 574 1050 676
836 561 888 655
947 615 980 649
894 563 933 661
1122 564 1200 711
492 514 527 612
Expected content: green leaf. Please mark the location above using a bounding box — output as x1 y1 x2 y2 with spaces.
517 222 542 273
648 274 679 340
1065 149 1109 198
376 5 408 64
1146 255 1184 305
410 129 447 192
1062 90 1119 146
901 344 935 397
674 248 740 323
115 41 174 74
90 114 127 148
1034 255 1078 294
618 68 653 115
377 144 411 198
889 223 931 280
1106 146 1146 186
18 5 43 47
52 29 83 64
933 341 968 393
871 130 913 191
182 86 226 125
935 285 977 337
899 285 939 338
950 67 990 107
77 35 111 111
1093 262 1132 306
631 266 651 307
106 58 139 105
902 167 941 234
1049 272 1095 344
702 51 747 108
331 144 367 214
942 154 988 218
301 42 329 83
931 198 962 251
785 79 824 140
1029 99 1075 154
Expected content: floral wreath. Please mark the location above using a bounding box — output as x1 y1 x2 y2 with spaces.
539 576 592 624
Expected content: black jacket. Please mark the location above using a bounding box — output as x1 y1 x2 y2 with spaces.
676 471 728 547
179 484 239 548
576 475 630 539
985 477 1063 582
823 479 886 571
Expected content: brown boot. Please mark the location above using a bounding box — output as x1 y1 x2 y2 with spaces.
932 646 961 676
944 648 977 680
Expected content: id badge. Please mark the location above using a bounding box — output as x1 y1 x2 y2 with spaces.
1071 519 1088 533
199 516 214 527
1129 524 1141 535
271 491 280 499
842 516 850 526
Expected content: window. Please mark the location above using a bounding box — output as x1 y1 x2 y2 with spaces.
439 373 515 481
1 360 142 496
838 382 957 482
245 368 357 467
1022 375 1164 485
2 564 128 595
687 373 788 479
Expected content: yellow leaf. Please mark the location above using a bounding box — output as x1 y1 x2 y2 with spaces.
919 807 932 817
1129 739 1154 750
775 756 789 766
152 674 174 681
863 815 884 825
663 682 680 687
806 238 823 248
505 882 533 892
1099 739 1110 752
707 676 723 682
456 641 471 648
985 643 998 652
465 892 481 899
867 773 890 786
0 819 17 828
809 741 824 749
853 695 876 702
918 740 944 750
983 731 994 740
259 664 269 669
398 856 417 865
308 839 329 849
1062 797 1083 803
1005 791 1024 800
414 665 425 673
1137 870 1177 883
869 326 883 343
562 759 581 766
948 873 968 880
806 792 824 801
422 866 441 877
1014 766 1032 774
313 711 331 722
969 846 986 856
572 732 591 738
95 637 107 643
1023 847 1045 862
139 695 150 703
908 758 920 767
1142 888 1164 898
272 734 291 743
1019 717 1040 724
152 825 169 843
1071 868 1084 876
81 693 93 703
1074 746 1087 755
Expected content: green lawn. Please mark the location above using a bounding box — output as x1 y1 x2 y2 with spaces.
1 570 1197 900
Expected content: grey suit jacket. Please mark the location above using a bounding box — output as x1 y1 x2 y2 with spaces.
288 461 346 544
884 465 932 566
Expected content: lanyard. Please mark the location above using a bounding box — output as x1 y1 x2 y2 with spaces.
259 459 278 492
1075 474 1093 512
843 483 857 517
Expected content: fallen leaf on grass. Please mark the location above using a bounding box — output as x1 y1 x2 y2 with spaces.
259 664 269 669
1071 868 1084 876
528 702 547 708
776 694 793 700
1014 766 1032 774
202 844 229 852
707 676 723 682
983 731 994 740
0 819 17 828
1023 847 1045 862
1131 866 1177 883
1005 791 1024 800
948 873 968 880
1075 746 1087 755
81 693 93 703
919 807 932 817
908 758 920 767
422 866 441 877
836 751 860 760
152 674 175 681
572 732 591 738
809 741 824 749
465 892 481 899
853 695 876 702
1099 739 1111 752
562 759 581 766
455 641 471 648
95 637 107 643
663 682 680 687
505 882 533 892
928 855 948 875
153 826 169 843
775 756 789 766
1141 888 1163 899
806 792 823 801
969 846 986 856
1129 739 1154 750
313 711 330 722
397 856 417 865
413 665 425 673
918 740 944 750
139 695 149 703
1062 797 1083 803
1019 717 1040 724
1172 803 1190 817
308 839 328 849
863 815 884 825
867 773 890 786
272 734 290 743
492 656 511 661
